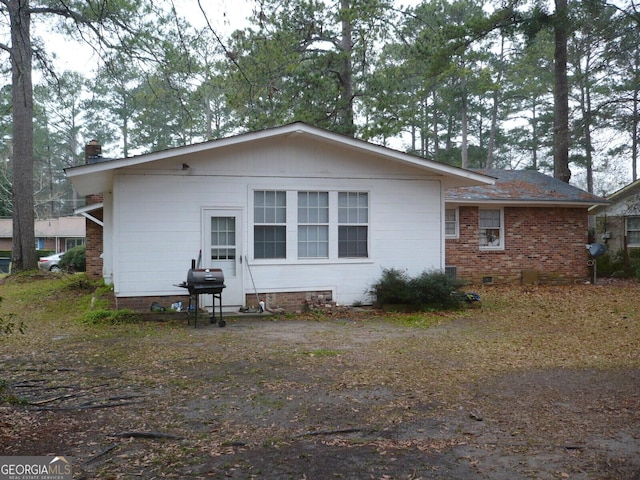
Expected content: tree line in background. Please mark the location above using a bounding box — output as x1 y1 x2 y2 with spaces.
1 0 640 270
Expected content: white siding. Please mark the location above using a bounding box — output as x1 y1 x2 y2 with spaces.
110 138 445 307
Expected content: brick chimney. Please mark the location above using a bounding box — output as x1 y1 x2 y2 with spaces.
83 139 104 280
85 139 102 164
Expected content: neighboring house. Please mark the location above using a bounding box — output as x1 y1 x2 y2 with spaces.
589 178 640 254
0 216 86 252
445 169 608 285
65 123 493 312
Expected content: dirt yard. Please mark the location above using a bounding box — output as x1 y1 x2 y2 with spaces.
1 279 639 479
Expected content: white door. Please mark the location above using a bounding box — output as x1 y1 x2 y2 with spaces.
203 209 244 308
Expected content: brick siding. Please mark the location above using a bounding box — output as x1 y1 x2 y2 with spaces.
85 194 104 280
446 206 590 285
245 290 334 313
116 294 191 311
115 290 332 313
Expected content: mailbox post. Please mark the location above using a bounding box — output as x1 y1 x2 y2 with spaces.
586 243 606 284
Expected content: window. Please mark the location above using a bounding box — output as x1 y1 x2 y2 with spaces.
298 192 329 258
211 216 237 275
445 208 458 238
479 208 503 249
627 217 640 246
65 238 85 250
338 192 368 258
211 217 236 260
252 190 370 261
254 191 286 259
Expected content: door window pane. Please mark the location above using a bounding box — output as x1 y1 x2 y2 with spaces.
210 216 236 275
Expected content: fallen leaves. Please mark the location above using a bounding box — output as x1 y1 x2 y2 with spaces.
0 280 639 478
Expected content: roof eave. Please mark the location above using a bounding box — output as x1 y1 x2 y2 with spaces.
446 199 608 208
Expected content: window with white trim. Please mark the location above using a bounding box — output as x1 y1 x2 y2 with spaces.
65 238 85 250
254 190 286 259
479 208 503 249
338 192 368 258
445 207 458 238
627 216 640 246
252 190 370 260
298 192 329 258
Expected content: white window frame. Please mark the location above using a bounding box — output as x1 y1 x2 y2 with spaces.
251 189 370 262
626 216 640 247
338 191 369 258
479 208 504 251
253 190 287 259
445 207 459 239
298 191 329 259
65 238 85 250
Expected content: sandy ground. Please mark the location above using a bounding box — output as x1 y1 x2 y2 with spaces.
1 302 639 479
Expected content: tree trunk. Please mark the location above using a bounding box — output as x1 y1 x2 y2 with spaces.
9 0 37 271
432 90 439 162
338 0 355 137
582 78 594 193
633 88 638 182
553 0 571 183
460 77 469 169
633 48 639 182
532 103 538 170
487 36 505 169
486 88 499 169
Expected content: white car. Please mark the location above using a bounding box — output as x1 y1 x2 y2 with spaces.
38 252 65 272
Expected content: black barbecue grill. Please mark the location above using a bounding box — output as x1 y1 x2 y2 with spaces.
177 263 226 327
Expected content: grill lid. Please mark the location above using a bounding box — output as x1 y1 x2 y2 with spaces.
187 268 225 285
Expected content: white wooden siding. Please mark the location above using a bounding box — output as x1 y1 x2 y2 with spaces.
111 138 445 307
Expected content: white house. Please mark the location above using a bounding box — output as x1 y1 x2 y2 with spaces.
65 123 493 312
589 178 640 253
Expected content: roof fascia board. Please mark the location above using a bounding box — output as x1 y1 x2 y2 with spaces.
590 180 640 215
605 178 640 201
446 199 605 207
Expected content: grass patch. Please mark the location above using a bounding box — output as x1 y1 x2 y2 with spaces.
0 380 27 405
384 311 465 328
82 309 142 325
300 348 343 357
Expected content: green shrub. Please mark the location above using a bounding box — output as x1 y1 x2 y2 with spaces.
83 309 141 325
369 268 466 310
60 245 86 272
596 248 640 278
410 270 467 309
369 268 414 305
59 273 95 291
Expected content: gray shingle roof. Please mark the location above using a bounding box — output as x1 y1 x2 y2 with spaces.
446 169 608 206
